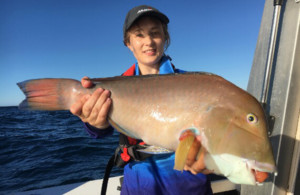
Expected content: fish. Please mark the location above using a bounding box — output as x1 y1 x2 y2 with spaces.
17 72 276 185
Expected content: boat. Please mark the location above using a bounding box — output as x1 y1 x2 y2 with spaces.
15 176 237 195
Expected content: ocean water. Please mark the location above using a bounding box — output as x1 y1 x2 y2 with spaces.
0 106 123 194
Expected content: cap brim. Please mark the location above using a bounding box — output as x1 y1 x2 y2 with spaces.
126 11 169 32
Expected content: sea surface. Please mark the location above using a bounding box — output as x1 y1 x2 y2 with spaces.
0 106 123 194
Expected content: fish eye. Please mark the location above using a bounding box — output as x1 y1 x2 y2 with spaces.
247 113 258 124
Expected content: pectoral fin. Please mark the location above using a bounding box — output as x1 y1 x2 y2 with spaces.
174 130 196 171
137 145 173 155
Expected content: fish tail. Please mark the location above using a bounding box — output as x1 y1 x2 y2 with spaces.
17 78 83 111
174 130 196 171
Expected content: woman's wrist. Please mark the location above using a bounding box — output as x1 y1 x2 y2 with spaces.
84 123 114 138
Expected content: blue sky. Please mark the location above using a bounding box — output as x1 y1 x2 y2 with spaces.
0 0 265 106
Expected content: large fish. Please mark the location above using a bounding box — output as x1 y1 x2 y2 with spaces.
17 72 276 185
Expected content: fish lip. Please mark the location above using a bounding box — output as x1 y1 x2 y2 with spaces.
246 160 277 185
245 161 257 184
250 169 264 185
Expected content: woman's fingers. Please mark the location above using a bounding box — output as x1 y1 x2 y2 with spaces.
70 76 112 129
185 138 201 167
70 95 89 117
95 98 112 128
81 76 94 88
88 90 111 124
82 88 103 118
184 137 213 175
75 88 112 128
191 147 207 173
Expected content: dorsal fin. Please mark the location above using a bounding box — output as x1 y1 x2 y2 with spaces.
89 72 216 83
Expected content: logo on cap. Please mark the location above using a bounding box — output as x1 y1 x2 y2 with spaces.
137 8 153 14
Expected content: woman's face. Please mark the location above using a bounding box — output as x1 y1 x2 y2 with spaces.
126 17 165 72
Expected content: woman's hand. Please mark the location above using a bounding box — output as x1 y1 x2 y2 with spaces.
184 138 212 175
70 76 112 129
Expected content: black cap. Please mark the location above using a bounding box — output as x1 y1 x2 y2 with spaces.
123 5 169 35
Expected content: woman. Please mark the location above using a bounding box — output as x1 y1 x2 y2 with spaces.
71 5 212 195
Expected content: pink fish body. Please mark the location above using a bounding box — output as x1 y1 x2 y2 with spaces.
18 72 276 185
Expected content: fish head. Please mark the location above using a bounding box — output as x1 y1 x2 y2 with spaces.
197 90 276 185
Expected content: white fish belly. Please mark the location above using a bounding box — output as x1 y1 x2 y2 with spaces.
205 153 255 185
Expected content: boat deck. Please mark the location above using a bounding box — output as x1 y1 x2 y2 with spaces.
16 176 237 195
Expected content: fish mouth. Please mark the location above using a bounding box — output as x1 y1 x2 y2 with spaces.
250 168 269 185
246 160 277 185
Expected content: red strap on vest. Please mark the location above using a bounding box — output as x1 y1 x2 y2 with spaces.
127 137 138 145
120 147 130 162
122 64 135 76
